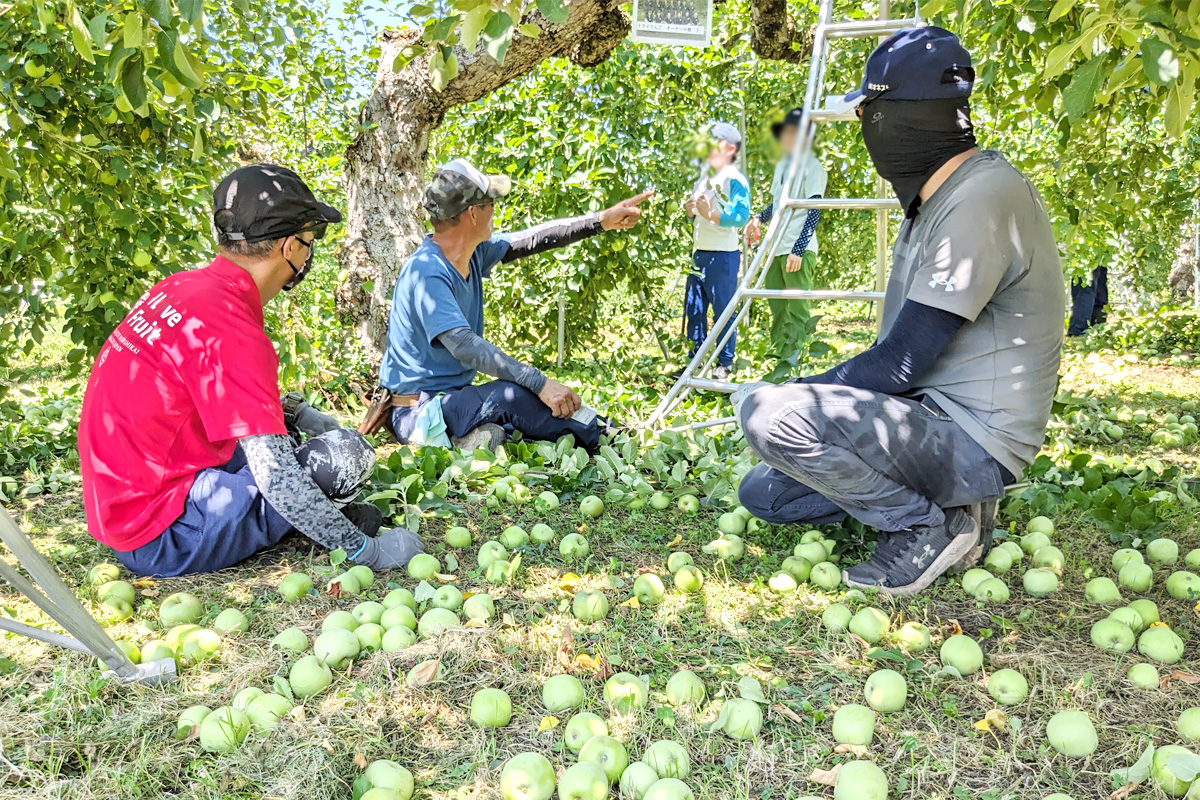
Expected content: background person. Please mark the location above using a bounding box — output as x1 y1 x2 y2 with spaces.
745 108 828 382
78 165 423 577
1067 265 1108 336
376 159 650 453
735 27 1064 596
679 122 751 381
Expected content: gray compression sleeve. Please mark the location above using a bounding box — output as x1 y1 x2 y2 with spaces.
437 326 547 393
239 434 366 554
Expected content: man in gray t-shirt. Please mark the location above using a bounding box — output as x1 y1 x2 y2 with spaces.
735 27 1064 596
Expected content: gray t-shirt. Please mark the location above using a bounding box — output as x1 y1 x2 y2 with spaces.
880 150 1064 478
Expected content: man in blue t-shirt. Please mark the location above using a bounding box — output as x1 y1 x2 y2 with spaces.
378 159 651 452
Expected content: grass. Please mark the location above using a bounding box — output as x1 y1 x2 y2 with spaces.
3 316 1200 800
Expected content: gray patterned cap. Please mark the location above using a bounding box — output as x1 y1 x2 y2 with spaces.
423 158 513 221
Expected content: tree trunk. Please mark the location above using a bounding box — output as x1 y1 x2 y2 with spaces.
340 4 631 366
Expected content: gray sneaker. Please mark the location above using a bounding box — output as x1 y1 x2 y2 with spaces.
842 507 981 596
451 423 507 452
951 500 997 572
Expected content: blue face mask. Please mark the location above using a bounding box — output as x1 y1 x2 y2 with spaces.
860 97 977 218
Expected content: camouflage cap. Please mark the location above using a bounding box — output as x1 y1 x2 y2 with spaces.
423 158 513 221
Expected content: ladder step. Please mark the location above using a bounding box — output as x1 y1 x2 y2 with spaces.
683 377 738 394
823 18 917 39
782 197 900 210
741 289 884 301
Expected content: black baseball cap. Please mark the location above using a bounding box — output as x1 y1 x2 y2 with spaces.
213 164 342 244
771 108 804 138
828 26 975 113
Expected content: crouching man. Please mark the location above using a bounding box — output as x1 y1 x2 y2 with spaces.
374 159 650 453
735 28 1064 595
78 165 423 577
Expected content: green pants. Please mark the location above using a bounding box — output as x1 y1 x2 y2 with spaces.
764 251 817 363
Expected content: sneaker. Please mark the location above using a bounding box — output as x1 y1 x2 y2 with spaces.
451 422 507 452
951 500 997 571
842 507 980 596
712 365 733 381
342 502 383 537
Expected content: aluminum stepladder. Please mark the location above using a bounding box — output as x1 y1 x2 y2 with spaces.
0 506 176 685
647 0 920 430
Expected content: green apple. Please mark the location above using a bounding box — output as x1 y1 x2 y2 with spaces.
1139 626 1185 664
463 594 495 622
353 601 386 625
1119 562 1153 593
164 624 201 651
604 671 649 712
1020 531 1051 556
361 788 403 800
634 574 666 604
535 491 560 513
1148 538 1180 565
100 598 133 623
643 740 689 779
573 589 610 622
714 698 763 740
1023 568 1059 597
643 778 695 800
580 495 605 518
810 562 841 590
1084 577 1121 604
1166 570 1200 600
364 760 415 800
381 605 417 632
780 556 812 583
499 752 555 800
1032 546 1065 575
556 762 609 800
542 674 585 712
271 627 309 653
112 640 140 665
564 711 608 751
1027 515 1054 535
579 734 628 783
355 622 385 653
676 494 700 514
984 548 1013 574
88 563 121 586
382 587 417 611
560 534 590 560
1112 548 1143 571
213 608 249 635
278 572 313 602
432 585 464 611
322 609 359 633
501 525 529 549
246 693 293 731
768 572 798 593
1186 548 1200 570
326 571 362 596
863 668 907 712
478 541 509 569
649 492 672 510
446 526 473 548
314 628 361 669
619 762 660 800
141 639 175 665
486 559 512 585
672 565 703 593
1091 619 1135 653
961 568 992 596
976 577 1010 602
470 687 512 727
231 687 264 711
702 533 745 561
1152 744 1195 797
833 760 888 800
832 703 876 745
987 669 1029 705
997 540 1024 562
198 706 249 753
822 603 853 632
940 634 983 675
664 669 706 705
717 512 746 535
181 629 222 663
381 626 417 652
1178 708 1200 741
160 592 204 626
531 523 556 544
349 565 375 590
418 608 459 638
848 608 889 643
1045 710 1098 757
98 580 135 606
1128 599 1160 627
407 553 440 581
794 542 828 565
667 552 693 573
509 484 533 505
174 704 212 739
895 621 931 652
1108 606 1145 633
1127 662 1159 689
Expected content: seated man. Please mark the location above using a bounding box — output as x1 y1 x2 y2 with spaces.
377 159 650 452
735 27 1064 596
78 164 423 577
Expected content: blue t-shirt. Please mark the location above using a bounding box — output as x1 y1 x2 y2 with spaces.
379 234 511 395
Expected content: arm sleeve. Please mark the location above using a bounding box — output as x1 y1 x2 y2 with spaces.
758 203 774 224
719 179 751 228
499 214 603 263
791 202 822 257
437 327 547 394
239 434 365 554
802 300 967 394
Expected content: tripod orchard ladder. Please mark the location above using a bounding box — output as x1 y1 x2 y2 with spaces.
648 0 922 430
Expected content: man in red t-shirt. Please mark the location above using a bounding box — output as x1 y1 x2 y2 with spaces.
78 164 423 576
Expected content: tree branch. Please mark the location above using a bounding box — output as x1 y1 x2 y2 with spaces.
749 0 814 63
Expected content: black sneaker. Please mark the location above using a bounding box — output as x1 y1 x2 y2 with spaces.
342 502 383 537
842 507 980 596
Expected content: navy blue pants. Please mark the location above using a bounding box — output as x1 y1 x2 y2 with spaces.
1068 266 1108 336
685 249 740 366
393 380 600 452
115 429 374 577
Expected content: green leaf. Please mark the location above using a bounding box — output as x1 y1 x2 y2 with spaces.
519 23 541 37
330 548 347 567
1063 55 1106 122
536 0 570 24
172 40 204 89
68 5 95 63
190 124 204 161
123 12 143 50
87 10 109 45
178 0 204 25
1048 0 1075 22
1142 36 1180 85
460 6 491 51
1044 39 1081 80
481 11 514 64
138 0 174 27
1164 60 1198 139
119 53 147 111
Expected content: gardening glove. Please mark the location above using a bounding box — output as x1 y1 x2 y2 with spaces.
295 403 342 437
351 527 425 571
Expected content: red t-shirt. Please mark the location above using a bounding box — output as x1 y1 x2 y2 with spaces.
78 257 288 551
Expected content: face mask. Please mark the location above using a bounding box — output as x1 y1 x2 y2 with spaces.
860 97 977 218
282 237 315 292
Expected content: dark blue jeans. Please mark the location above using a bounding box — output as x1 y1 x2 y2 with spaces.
685 249 740 366
393 380 601 452
1068 266 1108 336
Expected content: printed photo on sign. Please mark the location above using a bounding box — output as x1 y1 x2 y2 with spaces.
631 0 712 48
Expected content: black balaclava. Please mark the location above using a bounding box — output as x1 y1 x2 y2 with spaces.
860 96 977 218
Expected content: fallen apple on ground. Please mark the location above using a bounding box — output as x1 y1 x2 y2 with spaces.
560 534 590 561
619 762 660 800
556 762 609 800
499 752 555 800
573 588 610 622
1045 710 1098 757
822 603 852 632
987 669 1030 705
246 693 293 731
418 608 459 639
278 572 313 602
672 565 703 593
832 703 876 745
664 669 705 706
643 740 690 780
642 778 695 800
578 734 628 783
564 712 608 752
579 495 604 518
634 573 666 604
833 760 888 800
667 552 693 573
470 687 512 727
542 674 585 712
446 525 473 548
213 608 249 634
940 634 984 675
863 669 907 712
406 553 440 581
713 698 762 740
160 592 205 626
289 655 332 697
175 704 212 739
198 705 249 753
604 672 648 712
363 760 415 800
